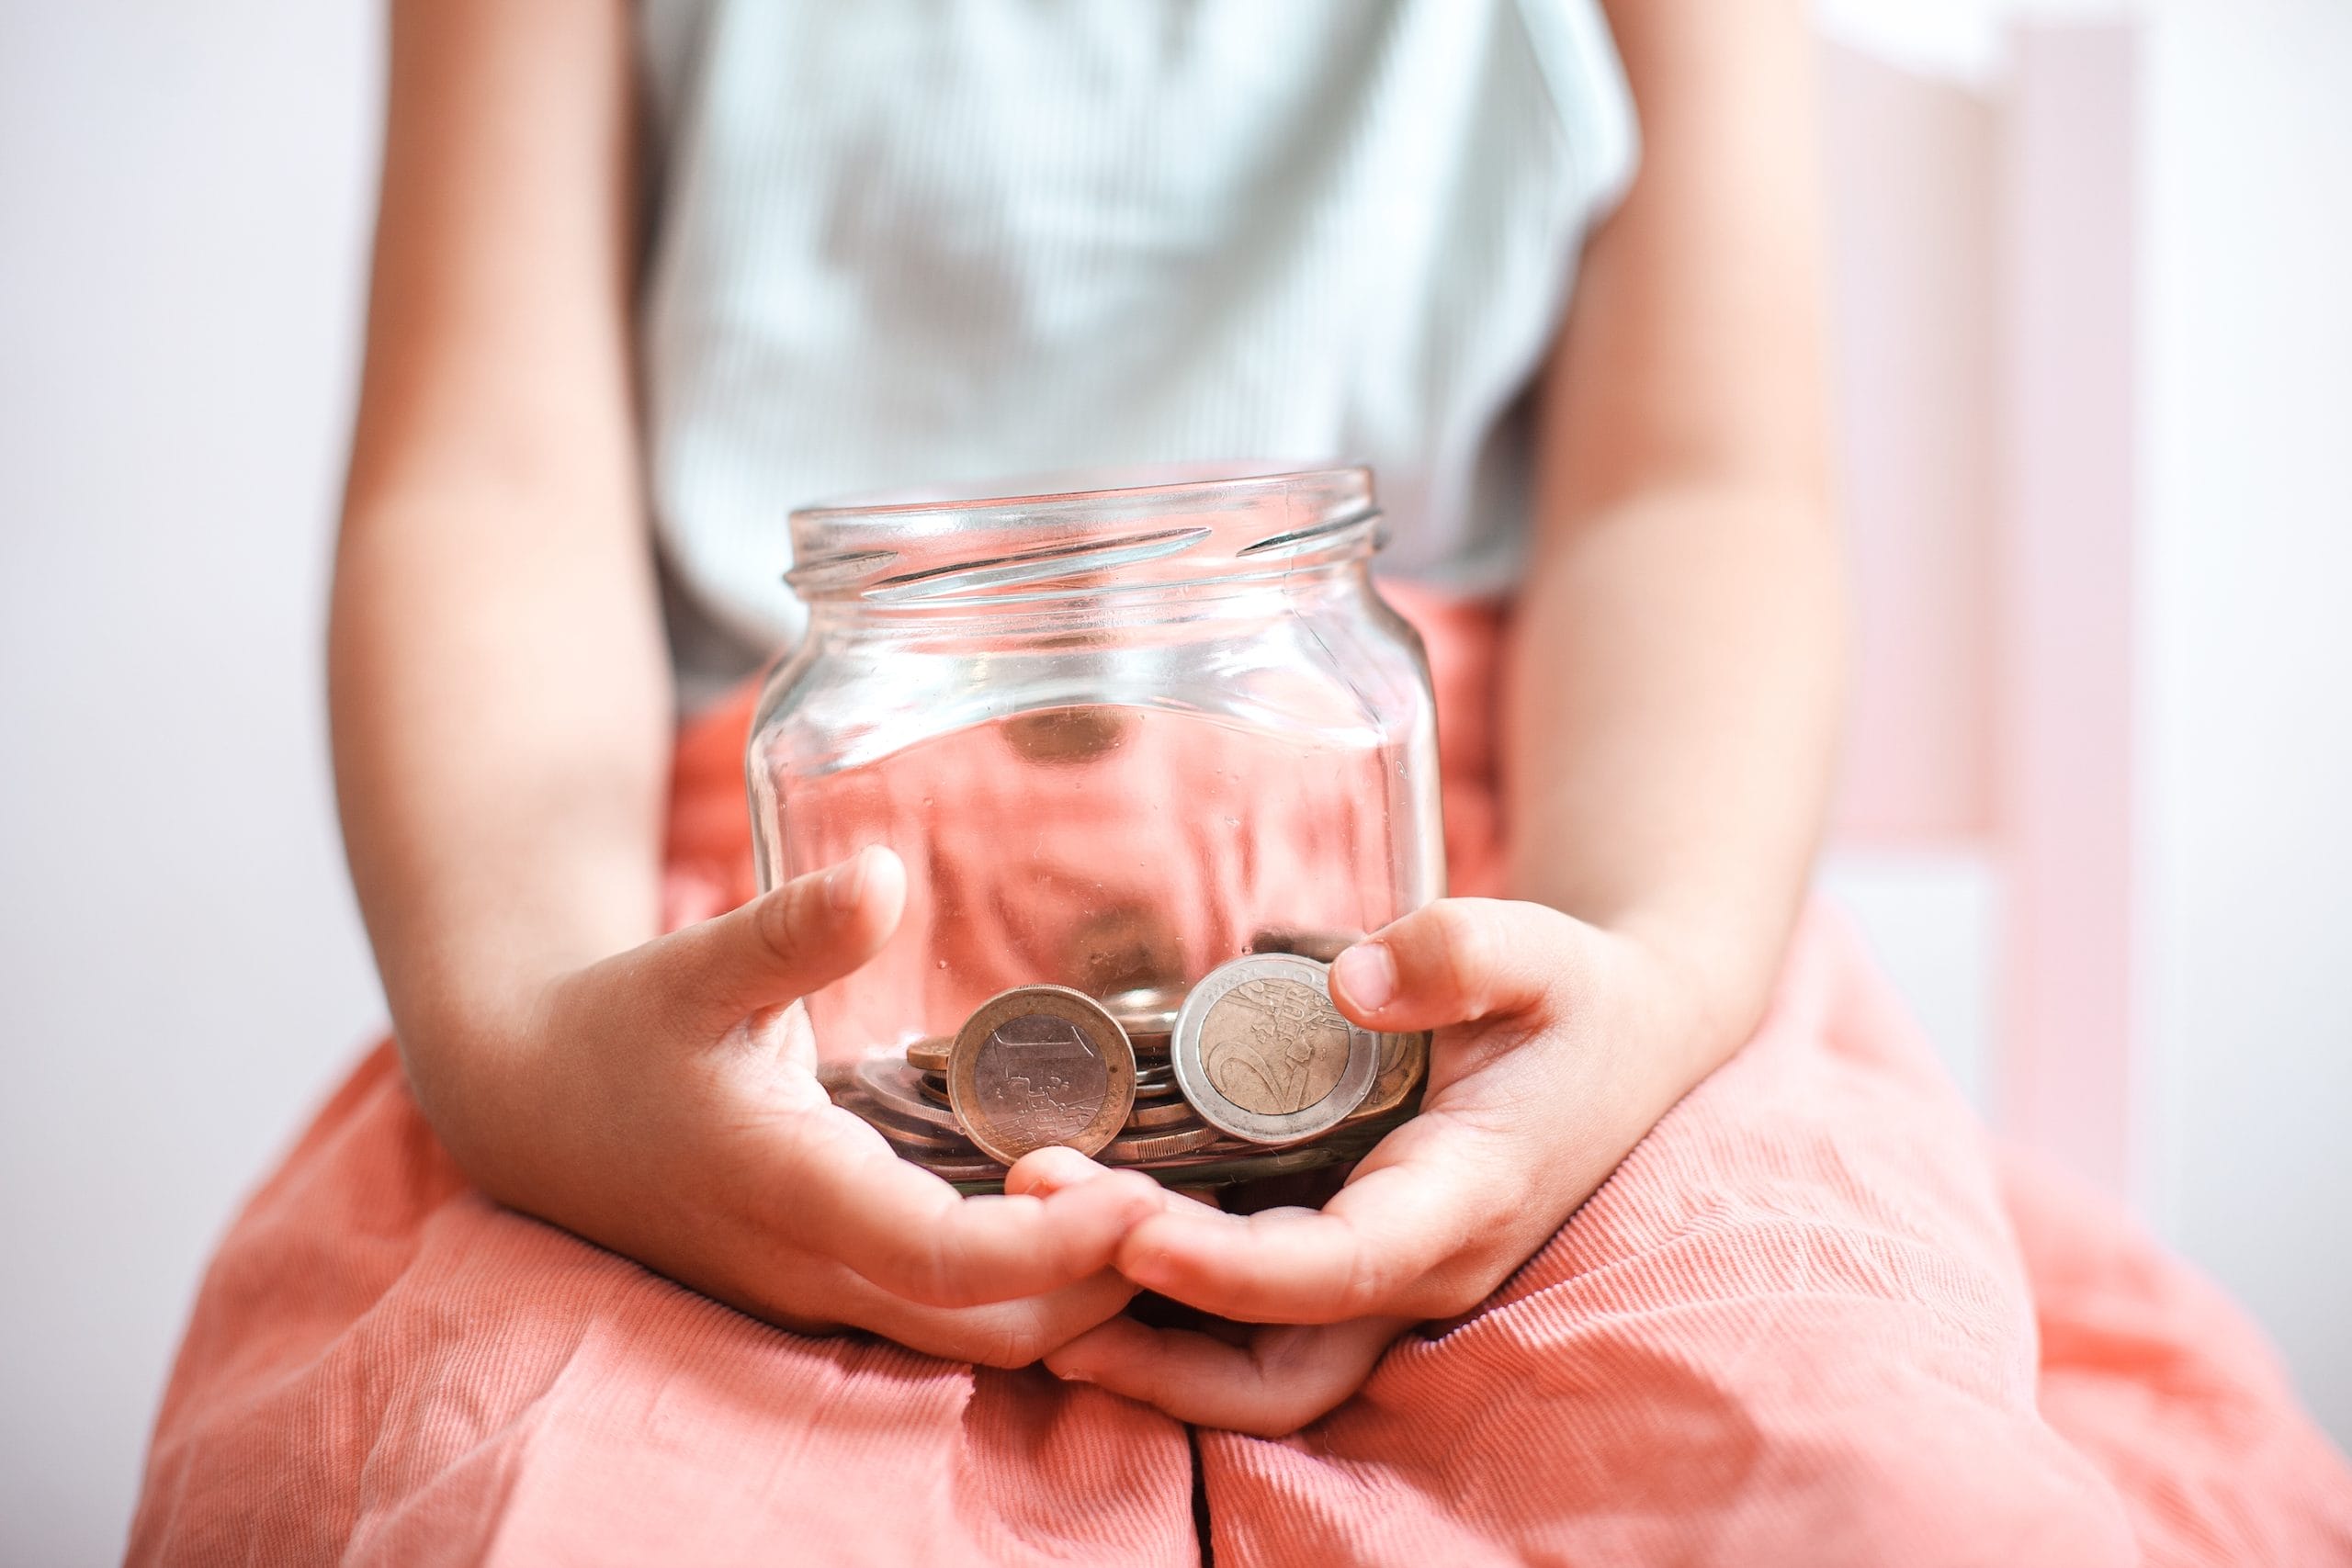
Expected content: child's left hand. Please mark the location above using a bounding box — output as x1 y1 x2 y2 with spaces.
1044 897 1720 1436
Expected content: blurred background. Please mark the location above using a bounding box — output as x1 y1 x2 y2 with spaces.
4 1 2347 1561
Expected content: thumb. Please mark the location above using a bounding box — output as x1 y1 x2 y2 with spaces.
1327 897 1577 1032
645 845 906 1033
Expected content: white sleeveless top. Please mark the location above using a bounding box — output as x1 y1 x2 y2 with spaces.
638 0 1637 706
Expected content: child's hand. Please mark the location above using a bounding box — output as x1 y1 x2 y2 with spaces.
430 846 1170 1368
1044 898 1710 1432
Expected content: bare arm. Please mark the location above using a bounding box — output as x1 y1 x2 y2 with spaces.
329 0 666 1156
1049 0 1842 1431
1505 0 1842 1066
329 0 1164 1362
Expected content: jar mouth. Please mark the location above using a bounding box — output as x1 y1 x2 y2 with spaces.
786 464 1379 604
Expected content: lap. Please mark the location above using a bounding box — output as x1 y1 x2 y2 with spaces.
1198 911 2139 1567
129 1045 1193 1568
135 915 2338 1567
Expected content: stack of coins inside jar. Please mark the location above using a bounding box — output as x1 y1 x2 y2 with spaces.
822 927 1430 1193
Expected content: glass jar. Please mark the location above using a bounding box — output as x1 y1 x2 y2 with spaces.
747 467 1443 1167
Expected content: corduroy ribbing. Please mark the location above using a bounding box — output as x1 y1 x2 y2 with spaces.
127 593 2352 1566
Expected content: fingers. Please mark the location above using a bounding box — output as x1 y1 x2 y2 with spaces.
803 1260 1143 1369
1329 897 1580 1033
781 1110 1174 1309
1112 1119 1498 1322
646 846 907 1032
1045 1314 1411 1437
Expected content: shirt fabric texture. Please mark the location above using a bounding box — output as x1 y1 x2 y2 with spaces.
635 0 1638 707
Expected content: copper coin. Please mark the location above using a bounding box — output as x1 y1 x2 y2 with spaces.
872 1115 982 1157
853 1057 960 1131
1125 1097 1199 1131
831 1085 978 1156
947 985 1136 1166
904 1036 954 1075
917 1071 953 1106
1171 954 1376 1145
1102 1124 1226 1164
905 1153 1011 1184
1247 926 1363 964
1001 705 1131 765
1351 1031 1430 1120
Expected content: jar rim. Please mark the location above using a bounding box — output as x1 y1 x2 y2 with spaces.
786 464 1378 604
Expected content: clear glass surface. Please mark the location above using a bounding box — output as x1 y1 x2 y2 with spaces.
747 467 1444 1062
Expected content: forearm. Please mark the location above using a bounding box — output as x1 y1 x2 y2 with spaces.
329 491 670 1066
1496 0 1837 1074
329 0 659 1132
1500 484 1843 1061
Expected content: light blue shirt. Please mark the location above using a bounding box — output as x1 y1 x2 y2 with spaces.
639 0 1637 705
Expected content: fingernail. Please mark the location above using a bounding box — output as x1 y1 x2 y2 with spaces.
825 850 871 911
1050 1364 1096 1385
1333 941 1396 1011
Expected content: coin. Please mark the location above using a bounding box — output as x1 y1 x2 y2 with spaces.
830 1083 980 1156
1124 1097 1199 1131
1102 984 1187 1039
1061 905 1185 996
948 985 1137 1166
1002 705 1130 765
870 1113 981 1157
1350 1030 1430 1120
907 1154 1012 1185
917 1071 953 1106
1171 953 1376 1145
904 1036 954 1075
1248 926 1363 964
852 1058 961 1130
1103 1124 1227 1163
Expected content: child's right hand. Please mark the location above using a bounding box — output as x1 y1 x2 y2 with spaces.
416 846 1170 1367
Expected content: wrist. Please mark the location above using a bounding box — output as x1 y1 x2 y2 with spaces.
1590 902 1789 1084
382 950 570 1181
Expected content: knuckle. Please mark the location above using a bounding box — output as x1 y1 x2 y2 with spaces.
1253 1332 1320 1386
1419 901 1495 1009
966 1319 1044 1370
1413 1253 1502 1319
750 885 816 971
1427 1277 1490 1319
1339 1245 1393 1318
891 1234 963 1308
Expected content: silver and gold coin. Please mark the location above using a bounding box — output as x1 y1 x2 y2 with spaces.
1170 953 1376 1145
947 985 1137 1167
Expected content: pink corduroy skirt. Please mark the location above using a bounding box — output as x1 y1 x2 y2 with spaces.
129 593 2352 1566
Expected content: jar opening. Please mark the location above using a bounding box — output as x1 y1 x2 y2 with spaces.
785 465 1378 604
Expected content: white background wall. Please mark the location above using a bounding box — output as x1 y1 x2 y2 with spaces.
2137 0 2352 1450
2 3 2346 1563
0 7 384 1563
